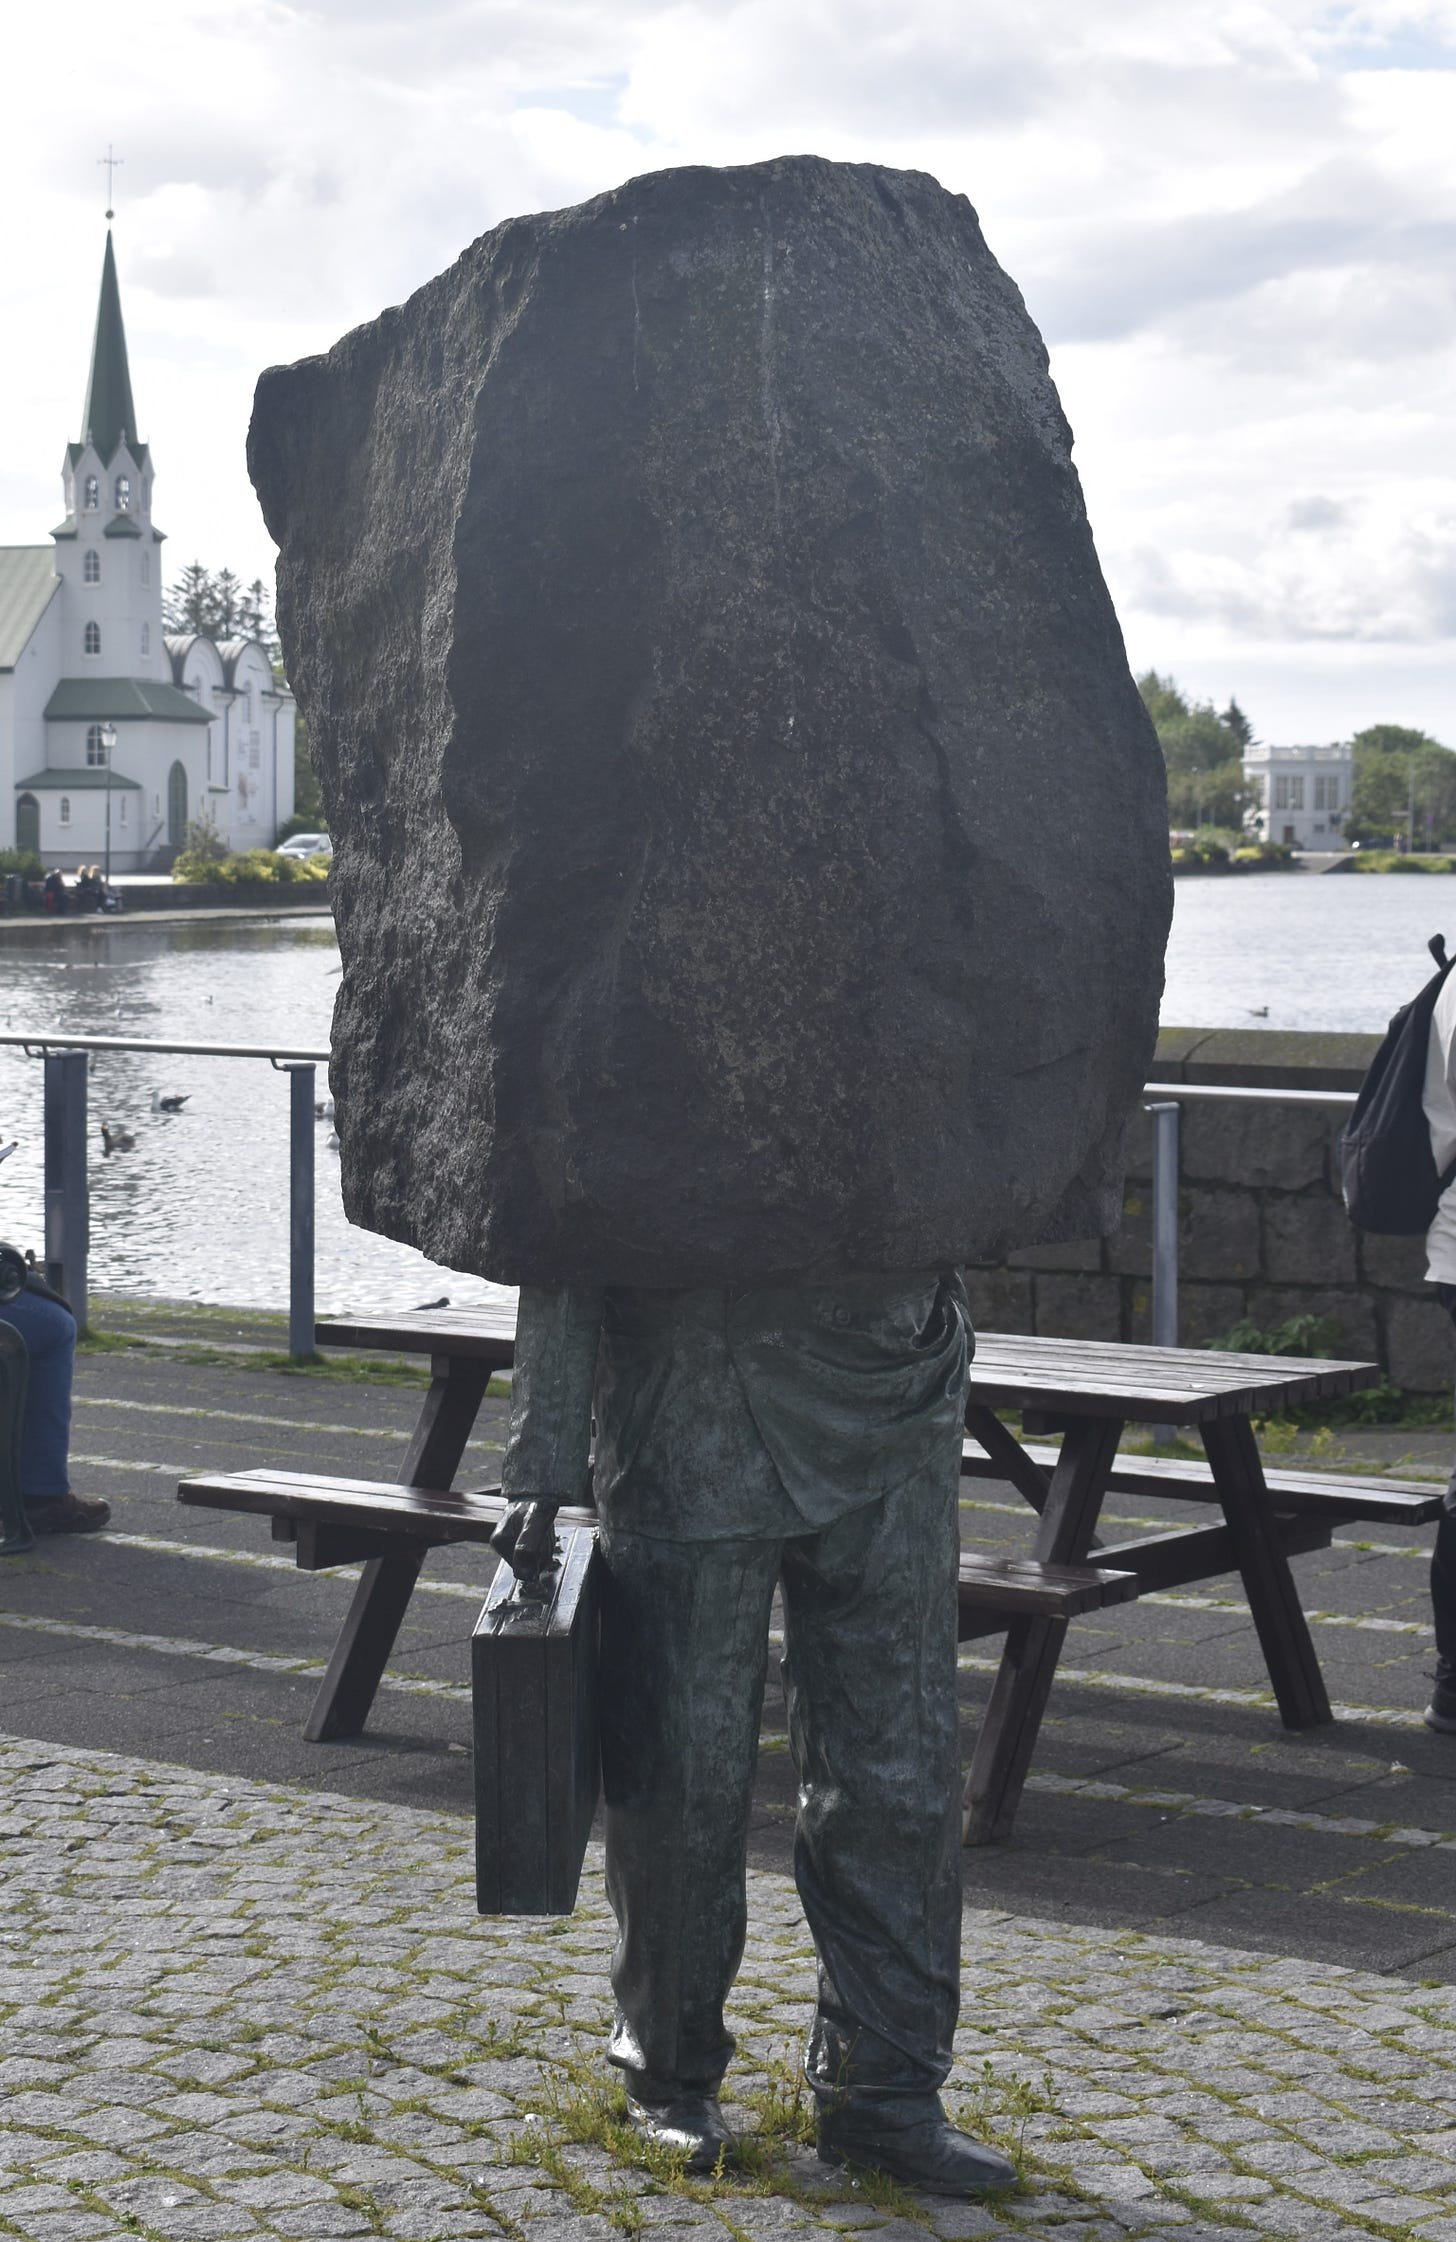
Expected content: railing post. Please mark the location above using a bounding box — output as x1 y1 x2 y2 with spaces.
1145 1098 1180 1441
43 1050 89 1335
1147 1100 1181 1349
286 1063 316 1363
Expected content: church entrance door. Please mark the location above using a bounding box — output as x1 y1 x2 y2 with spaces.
167 762 188 850
16 794 39 857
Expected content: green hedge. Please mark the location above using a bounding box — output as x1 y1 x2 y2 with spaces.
173 846 329 886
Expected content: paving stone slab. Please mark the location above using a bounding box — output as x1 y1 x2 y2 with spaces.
3 1732 1456 2242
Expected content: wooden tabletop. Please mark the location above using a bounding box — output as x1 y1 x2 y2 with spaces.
969 1332 1379 1424
316 1306 1380 1426
317 1301 518 1364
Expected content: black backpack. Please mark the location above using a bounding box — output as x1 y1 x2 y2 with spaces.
1340 933 1456 1233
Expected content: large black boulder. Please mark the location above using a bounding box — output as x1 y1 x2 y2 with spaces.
249 155 1170 1287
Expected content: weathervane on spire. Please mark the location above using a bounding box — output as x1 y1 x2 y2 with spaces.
98 143 124 221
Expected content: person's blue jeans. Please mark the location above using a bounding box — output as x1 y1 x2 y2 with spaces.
1 1284 75 1504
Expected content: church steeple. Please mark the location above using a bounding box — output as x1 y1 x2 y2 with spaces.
79 231 139 461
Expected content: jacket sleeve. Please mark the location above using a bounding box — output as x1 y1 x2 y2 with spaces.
500 1284 605 1502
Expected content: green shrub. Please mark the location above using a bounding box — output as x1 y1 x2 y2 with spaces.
1208 1312 1341 1358
1170 836 1231 871
1230 842 1294 869
173 847 329 887
0 847 44 880
1349 850 1456 874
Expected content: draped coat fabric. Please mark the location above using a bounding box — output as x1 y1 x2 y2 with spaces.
500 1272 971 1539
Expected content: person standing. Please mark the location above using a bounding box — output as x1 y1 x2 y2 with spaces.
1420 974 1456 1732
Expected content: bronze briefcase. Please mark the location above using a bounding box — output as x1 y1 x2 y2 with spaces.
472 1521 601 1915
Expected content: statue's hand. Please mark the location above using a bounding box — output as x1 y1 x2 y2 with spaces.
490 1498 561 1587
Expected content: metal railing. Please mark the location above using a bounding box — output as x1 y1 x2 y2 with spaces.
0 1031 328 1359
1141 1081 1357 1366
0 1029 1362 1365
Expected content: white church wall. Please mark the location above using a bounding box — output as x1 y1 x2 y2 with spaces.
268 690 297 836
5 584 63 845
0 676 15 850
216 641 284 848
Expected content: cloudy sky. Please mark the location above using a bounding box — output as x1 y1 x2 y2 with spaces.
2 0 1453 743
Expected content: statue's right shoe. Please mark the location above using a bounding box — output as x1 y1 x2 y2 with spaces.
817 2094 1017 2197
624 2089 736 2175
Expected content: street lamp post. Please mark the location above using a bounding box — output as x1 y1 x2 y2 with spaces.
100 720 117 887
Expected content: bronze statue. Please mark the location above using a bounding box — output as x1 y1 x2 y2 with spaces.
490 1277 1013 2190
248 154 1171 2198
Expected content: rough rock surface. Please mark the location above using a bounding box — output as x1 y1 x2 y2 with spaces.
249 155 1171 1288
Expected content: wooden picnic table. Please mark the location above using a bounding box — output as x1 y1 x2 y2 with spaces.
957 1331 1381 1841
180 1307 1400 1844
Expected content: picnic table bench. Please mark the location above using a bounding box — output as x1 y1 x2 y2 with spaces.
177 1308 1431 1843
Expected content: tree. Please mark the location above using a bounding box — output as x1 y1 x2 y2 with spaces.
1347 724 1456 845
1220 698 1255 750
163 562 279 657
1352 724 1439 760
164 560 215 636
1136 671 1257 829
1164 759 1255 831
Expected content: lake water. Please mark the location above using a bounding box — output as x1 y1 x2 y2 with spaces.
0 878 1446 1310
1161 871 1454 1034
0 919 507 1317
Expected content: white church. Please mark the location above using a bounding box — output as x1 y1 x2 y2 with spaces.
0 230 295 871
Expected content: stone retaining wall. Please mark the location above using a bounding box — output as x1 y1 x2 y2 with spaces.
967 1027 1454 1393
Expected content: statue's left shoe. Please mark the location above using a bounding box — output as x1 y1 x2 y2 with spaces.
817 2093 1017 2197
625 2089 737 2175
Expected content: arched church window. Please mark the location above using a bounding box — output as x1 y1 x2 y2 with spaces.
59 797 72 827
86 725 107 767
83 476 98 511
83 550 101 585
141 624 150 655
84 621 101 656
115 474 131 511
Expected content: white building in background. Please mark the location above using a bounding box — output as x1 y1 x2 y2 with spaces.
1242 742 1353 850
0 229 295 871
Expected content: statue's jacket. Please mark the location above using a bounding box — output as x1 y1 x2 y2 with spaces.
502 1274 972 1543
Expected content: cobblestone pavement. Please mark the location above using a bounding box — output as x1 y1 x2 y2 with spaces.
4 1734 1456 2242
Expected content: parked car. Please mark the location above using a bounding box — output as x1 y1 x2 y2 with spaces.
277 832 332 860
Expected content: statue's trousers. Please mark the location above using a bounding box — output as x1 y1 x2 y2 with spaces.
596 1448 964 2103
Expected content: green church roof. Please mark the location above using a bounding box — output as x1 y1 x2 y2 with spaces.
80 232 140 463
44 677 213 726
16 767 142 792
0 548 60 671
102 513 143 539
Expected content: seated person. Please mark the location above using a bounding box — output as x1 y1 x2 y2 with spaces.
2 1277 109 1534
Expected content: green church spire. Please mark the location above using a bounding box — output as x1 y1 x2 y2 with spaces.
80 230 139 461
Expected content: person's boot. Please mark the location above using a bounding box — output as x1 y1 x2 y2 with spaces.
27 1493 110 1535
623 2085 736 2175
817 2092 1017 2197
1425 1677 1456 1734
